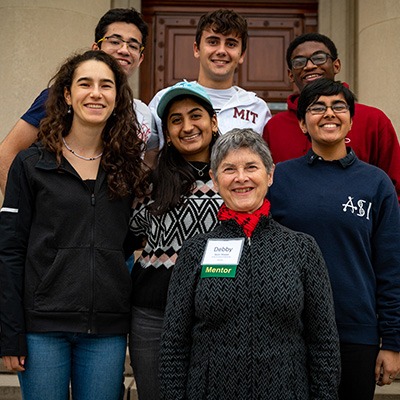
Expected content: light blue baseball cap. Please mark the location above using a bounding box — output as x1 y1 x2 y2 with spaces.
157 81 213 119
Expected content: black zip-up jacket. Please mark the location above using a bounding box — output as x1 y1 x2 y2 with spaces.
0 143 133 356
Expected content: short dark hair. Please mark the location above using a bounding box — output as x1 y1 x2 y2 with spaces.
286 33 338 69
297 78 356 121
195 9 248 54
95 8 149 48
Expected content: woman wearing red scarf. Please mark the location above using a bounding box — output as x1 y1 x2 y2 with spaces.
159 128 341 399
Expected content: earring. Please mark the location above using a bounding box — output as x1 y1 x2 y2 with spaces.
167 141 171 147
67 105 72 114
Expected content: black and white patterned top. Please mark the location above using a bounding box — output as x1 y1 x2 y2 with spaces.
130 170 223 310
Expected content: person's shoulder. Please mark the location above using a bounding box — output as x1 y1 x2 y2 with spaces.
355 156 394 180
133 99 151 118
178 230 213 256
275 157 304 170
355 102 391 119
183 223 224 245
271 158 306 183
233 85 260 99
133 98 148 109
28 87 50 100
232 86 270 111
269 218 319 247
12 143 42 168
28 87 50 106
268 110 291 122
148 86 171 108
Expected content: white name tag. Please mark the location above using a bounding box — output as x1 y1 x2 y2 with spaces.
201 238 244 265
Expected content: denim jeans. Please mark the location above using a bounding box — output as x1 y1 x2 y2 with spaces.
129 306 164 400
18 332 127 400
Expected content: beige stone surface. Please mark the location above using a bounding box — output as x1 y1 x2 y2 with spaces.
357 0 400 137
0 0 110 141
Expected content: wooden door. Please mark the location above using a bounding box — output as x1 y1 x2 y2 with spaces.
140 0 318 112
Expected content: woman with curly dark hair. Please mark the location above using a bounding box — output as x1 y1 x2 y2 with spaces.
0 50 148 400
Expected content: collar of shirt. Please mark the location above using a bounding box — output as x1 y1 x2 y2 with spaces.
306 147 356 168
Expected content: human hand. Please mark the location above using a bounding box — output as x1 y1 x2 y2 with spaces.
2 356 26 372
375 350 400 386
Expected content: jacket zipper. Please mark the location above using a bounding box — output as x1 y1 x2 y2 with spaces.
60 166 97 334
88 191 96 333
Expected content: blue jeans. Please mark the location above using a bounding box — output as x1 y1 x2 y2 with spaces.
18 332 127 400
129 306 164 400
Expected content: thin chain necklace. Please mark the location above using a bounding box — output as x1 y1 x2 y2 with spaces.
62 137 103 161
187 161 209 177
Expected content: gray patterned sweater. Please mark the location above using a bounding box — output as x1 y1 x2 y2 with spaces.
160 216 340 399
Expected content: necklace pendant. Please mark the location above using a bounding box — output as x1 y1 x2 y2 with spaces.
198 170 204 177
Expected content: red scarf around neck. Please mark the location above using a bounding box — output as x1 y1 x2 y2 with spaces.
217 199 271 237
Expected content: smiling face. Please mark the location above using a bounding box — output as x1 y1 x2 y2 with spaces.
194 28 245 88
211 147 274 213
300 94 352 158
64 60 116 129
288 41 341 91
166 97 218 162
92 22 144 77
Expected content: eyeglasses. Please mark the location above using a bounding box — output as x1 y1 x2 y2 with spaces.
306 102 350 115
291 52 333 69
97 35 144 54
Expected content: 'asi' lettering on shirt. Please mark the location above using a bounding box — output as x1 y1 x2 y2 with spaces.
233 108 259 124
342 196 372 220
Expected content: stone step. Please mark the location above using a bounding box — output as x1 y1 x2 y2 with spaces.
375 382 400 400
0 373 138 400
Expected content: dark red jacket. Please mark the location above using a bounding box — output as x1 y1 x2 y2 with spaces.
263 92 400 202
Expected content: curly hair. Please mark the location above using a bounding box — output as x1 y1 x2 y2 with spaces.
149 95 218 215
38 50 149 199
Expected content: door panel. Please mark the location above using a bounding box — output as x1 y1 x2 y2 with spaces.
141 1 317 112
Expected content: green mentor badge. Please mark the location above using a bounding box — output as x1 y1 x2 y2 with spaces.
200 238 244 278
201 264 237 278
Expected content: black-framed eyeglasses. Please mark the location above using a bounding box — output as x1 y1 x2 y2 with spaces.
306 102 350 115
291 52 333 69
97 35 144 54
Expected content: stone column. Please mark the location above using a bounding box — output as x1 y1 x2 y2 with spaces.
357 0 400 136
0 0 110 141
319 0 400 137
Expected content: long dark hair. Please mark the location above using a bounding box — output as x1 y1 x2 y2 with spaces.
38 50 149 198
149 96 218 215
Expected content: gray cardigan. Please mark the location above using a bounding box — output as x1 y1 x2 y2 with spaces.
160 216 340 400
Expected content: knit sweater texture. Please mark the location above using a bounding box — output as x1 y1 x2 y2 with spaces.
268 149 400 350
130 174 223 310
160 216 340 400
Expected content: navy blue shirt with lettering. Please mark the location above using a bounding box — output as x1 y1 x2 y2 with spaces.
268 148 400 351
